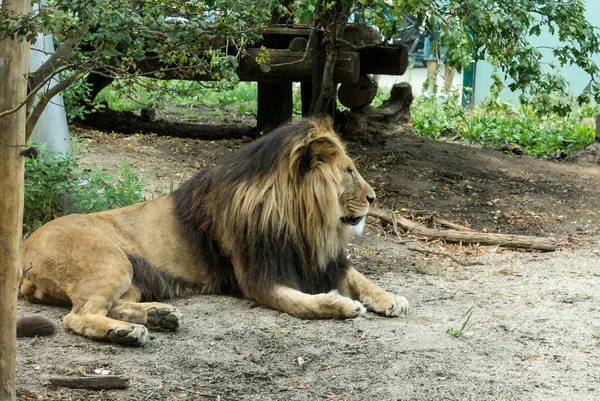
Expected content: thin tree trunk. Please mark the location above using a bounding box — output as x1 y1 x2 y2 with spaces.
309 1 352 116
0 0 31 399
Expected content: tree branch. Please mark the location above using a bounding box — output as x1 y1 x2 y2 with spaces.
25 73 84 141
0 63 74 119
28 20 90 92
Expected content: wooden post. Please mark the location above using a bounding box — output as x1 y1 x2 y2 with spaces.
0 1 31 400
301 82 312 117
257 82 293 134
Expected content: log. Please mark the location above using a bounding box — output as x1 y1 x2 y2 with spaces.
359 45 409 76
136 43 406 84
336 82 414 142
49 375 130 390
80 109 253 140
140 50 361 84
338 75 378 109
368 208 558 251
238 49 360 84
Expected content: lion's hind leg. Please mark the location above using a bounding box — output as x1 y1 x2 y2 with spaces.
107 288 183 331
62 255 150 346
21 277 70 306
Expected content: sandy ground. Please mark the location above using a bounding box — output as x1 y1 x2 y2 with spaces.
16 119 600 401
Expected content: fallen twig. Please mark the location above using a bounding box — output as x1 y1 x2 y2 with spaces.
434 218 473 231
368 208 557 251
408 245 484 266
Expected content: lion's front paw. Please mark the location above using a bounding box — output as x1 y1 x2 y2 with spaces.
327 290 366 318
147 307 183 331
363 292 408 317
107 324 149 346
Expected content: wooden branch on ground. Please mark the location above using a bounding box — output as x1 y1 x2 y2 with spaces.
368 208 558 251
49 375 130 390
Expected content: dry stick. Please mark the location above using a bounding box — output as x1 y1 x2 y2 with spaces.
434 218 473 231
407 245 483 266
175 386 240 401
368 208 557 251
49 375 130 390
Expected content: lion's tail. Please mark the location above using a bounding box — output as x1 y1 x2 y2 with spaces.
16 316 56 338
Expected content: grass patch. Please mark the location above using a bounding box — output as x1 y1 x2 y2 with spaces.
95 79 310 117
411 94 597 157
447 307 474 338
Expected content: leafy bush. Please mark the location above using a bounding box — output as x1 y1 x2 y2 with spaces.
24 142 145 235
411 94 597 156
62 78 94 122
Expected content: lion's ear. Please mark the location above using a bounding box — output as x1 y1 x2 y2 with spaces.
299 137 340 174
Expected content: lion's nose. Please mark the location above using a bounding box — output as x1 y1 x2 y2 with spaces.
366 194 375 205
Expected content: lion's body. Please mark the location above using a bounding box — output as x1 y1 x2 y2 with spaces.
20 119 408 345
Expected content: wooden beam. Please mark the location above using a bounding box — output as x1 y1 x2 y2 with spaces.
238 49 361 84
257 82 293 133
301 82 312 117
259 24 381 49
359 45 409 76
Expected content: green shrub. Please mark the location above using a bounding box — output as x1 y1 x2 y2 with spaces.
24 141 145 236
411 94 597 156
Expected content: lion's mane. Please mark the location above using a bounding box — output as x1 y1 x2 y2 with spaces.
173 118 351 297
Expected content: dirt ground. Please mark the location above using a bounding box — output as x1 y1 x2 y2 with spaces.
16 111 600 401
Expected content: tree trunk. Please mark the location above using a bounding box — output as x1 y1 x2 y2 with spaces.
0 1 31 400
308 1 352 116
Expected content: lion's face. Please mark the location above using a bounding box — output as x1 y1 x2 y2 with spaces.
338 156 376 237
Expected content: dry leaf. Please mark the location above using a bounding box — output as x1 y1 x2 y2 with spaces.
171 393 186 398
78 367 87 376
521 355 540 361
288 377 300 383
490 315 501 321
132 377 144 384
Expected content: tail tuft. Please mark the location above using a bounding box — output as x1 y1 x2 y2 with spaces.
16 316 56 337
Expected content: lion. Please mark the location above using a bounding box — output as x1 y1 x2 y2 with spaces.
19 118 408 345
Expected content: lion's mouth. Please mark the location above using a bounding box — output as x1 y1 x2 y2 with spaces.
340 215 365 226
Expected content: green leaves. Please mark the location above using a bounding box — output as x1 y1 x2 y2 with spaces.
23 141 145 236
411 94 596 157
